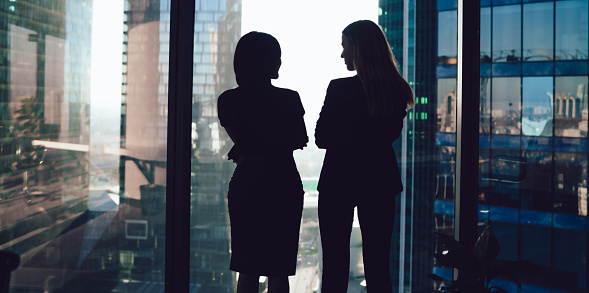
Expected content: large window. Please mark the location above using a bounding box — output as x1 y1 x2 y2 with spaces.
2 1 588 293
477 1 588 292
1 0 168 291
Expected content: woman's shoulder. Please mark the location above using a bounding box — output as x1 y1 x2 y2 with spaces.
330 75 360 85
328 76 362 91
218 88 239 103
270 86 300 98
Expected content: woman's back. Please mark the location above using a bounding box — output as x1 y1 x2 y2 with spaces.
315 76 406 195
218 84 307 157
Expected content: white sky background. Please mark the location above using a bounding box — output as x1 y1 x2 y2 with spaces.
90 0 123 139
242 0 378 136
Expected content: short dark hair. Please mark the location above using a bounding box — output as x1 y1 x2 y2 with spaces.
233 31 281 86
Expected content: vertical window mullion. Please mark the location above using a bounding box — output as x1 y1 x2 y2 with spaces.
166 0 195 292
455 0 480 250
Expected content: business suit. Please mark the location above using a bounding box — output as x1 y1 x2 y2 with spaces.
315 76 406 292
218 84 308 277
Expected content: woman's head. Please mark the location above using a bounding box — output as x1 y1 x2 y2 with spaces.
233 31 281 86
342 20 392 74
342 20 414 114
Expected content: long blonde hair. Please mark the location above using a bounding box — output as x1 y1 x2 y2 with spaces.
342 20 414 117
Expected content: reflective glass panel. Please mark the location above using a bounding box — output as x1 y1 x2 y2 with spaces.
523 2 553 61
555 0 589 60
522 77 553 136
492 78 521 135
481 7 491 64
1 0 168 291
189 0 240 291
554 76 588 137
555 152 587 216
438 10 457 65
437 78 457 133
493 5 522 62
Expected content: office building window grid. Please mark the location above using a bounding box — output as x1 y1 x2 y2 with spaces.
435 0 588 292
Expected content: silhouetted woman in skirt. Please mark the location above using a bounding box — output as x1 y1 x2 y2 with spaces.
217 31 308 293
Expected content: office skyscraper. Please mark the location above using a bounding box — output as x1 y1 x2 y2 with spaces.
381 0 589 292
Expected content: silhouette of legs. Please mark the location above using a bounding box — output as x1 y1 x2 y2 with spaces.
357 196 395 293
237 274 289 293
318 192 355 293
268 277 289 293
236 273 258 293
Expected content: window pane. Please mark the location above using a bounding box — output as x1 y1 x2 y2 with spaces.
196 1 382 292
438 78 457 133
493 5 522 62
438 10 457 65
523 2 553 61
189 0 239 291
480 3 589 292
556 0 589 60
481 7 491 63
522 77 553 136
521 150 553 211
555 153 587 216
2 0 168 291
492 78 521 135
554 76 588 137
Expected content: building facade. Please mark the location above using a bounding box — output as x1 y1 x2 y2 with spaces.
381 0 589 292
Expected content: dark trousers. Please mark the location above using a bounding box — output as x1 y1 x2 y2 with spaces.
318 191 395 293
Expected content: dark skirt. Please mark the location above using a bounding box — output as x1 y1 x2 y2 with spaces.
228 155 304 276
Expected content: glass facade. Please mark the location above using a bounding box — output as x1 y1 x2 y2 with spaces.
189 0 241 291
434 1 588 292
380 0 589 292
0 0 170 291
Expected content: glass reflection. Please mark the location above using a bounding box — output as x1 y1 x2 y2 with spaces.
437 78 457 133
523 2 553 61
492 78 521 135
189 0 241 291
480 77 491 134
555 76 588 137
556 0 589 60
489 149 521 209
493 5 521 62
436 146 456 201
520 150 553 212
480 7 491 63
555 153 587 216
553 229 587 290
0 0 170 291
522 77 553 137
438 10 457 65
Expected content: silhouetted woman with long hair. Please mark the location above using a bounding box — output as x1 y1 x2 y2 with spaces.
315 20 414 293
217 31 308 293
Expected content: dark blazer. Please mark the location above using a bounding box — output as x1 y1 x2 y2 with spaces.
315 76 406 196
218 84 308 159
